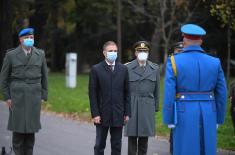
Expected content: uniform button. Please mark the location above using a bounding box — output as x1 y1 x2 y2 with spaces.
181 95 185 99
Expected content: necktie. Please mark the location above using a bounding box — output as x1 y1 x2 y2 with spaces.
27 52 30 56
26 52 31 60
108 65 114 71
140 65 145 74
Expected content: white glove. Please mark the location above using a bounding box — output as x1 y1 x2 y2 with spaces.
168 124 176 129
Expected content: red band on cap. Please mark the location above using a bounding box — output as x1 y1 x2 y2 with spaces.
184 34 202 40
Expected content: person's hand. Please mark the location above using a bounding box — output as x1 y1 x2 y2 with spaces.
93 116 101 124
6 99 12 110
41 99 45 103
168 124 176 129
124 116 129 123
217 124 219 129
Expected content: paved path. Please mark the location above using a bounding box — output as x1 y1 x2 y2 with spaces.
0 101 234 155
0 102 170 155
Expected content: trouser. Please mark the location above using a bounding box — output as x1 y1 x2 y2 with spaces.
128 136 148 155
12 132 35 155
169 130 173 154
231 109 235 134
231 99 235 134
94 125 123 155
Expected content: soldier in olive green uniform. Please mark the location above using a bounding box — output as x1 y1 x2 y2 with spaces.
0 28 48 155
124 41 160 155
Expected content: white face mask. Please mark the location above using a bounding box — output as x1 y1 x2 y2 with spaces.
137 52 148 61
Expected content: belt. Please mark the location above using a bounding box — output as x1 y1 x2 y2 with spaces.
11 78 41 84
130 92 153 97
176 91 214 101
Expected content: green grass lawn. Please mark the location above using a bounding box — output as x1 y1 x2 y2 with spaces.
46 73 235 150
46 73 90 114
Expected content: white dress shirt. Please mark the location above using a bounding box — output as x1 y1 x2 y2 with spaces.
105 60 115 71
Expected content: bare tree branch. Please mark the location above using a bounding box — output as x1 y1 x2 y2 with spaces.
183 0 201 23
125 0 204 63
167 0 177 40
126 0 158 25
160 0 167 43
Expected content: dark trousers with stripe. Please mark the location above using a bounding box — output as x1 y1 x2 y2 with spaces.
12 132 35 155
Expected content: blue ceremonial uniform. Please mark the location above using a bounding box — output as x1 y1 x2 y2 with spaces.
163 24 227 155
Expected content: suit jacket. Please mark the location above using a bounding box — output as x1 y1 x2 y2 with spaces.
0 45 48 133
89 60 130 127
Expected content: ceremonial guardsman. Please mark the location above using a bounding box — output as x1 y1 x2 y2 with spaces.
169 41 183 155
0 28 48 155
125 41 160 155
163 24 227 155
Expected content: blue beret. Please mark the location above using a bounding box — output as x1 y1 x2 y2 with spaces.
181 24 206 36
18 28 34 37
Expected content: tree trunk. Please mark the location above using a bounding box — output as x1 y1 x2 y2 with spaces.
31 0 49 48
117 0 122 62
164 42 169 65
50 5 58 72
226 22 231 86
0 0 13 66
150 26 161 64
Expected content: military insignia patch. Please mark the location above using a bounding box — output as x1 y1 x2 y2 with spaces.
140 43 145 48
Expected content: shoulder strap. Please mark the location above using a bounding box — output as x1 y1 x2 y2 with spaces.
170 55 177 76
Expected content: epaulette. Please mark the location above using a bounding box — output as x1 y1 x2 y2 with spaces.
6 48 15 52
206 53 217 58
33 47 45 55
124 62 131 66
148 61 159 69
169 52 181 57
5 48 16 55
170 55 177 76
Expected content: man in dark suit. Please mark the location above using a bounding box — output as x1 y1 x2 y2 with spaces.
89 41 131 155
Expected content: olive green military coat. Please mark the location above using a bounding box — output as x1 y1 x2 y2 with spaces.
124 60 160 137
0 46 48 133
